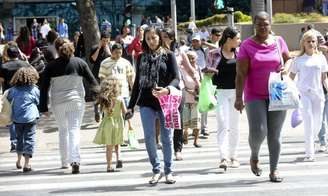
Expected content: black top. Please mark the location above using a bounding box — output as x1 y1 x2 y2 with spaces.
128 51 180 111
212 51 237 89
0 60 31 90
39 57 98 112
89 45 111 80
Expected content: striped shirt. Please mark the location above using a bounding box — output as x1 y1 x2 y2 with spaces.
98 57 135 98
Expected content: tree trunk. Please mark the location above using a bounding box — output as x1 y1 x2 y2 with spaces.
76 0 100 101
76 0 100 67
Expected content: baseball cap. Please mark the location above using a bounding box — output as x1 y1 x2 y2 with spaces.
191 34 201 41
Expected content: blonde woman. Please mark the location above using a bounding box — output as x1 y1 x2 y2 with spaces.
289 30 328 161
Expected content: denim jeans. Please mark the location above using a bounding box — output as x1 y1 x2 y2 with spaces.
318 94 328 146
323 2 328 16
15 121 37 158
9 124 17 145
140 107 174 175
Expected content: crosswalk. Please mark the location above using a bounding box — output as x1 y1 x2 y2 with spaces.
1 130 328 196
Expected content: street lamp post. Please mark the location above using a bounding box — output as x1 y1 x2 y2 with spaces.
171 0 177 40
190 0 196 22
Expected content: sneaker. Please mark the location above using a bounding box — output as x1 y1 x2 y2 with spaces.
318 145 327 152
165 173 176 184
116 160 123 168
157 143 163 150
149 173 162 184
10 143 16 153
230 158 240 168
201 129 210 136
304 156 315 162
71 162 80 174
175 152 183 161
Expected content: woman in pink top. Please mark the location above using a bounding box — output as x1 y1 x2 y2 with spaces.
127 26 145 62
235 11 290 183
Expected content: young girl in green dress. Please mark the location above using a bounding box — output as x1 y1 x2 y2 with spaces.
93 78 126 172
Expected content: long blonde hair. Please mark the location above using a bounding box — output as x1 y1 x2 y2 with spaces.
97 78 122 114
298 30 320 57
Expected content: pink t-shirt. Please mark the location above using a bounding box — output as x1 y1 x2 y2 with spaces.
237 36 289 102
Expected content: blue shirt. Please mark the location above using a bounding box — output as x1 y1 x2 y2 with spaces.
57 23 68 38
7 85 40 123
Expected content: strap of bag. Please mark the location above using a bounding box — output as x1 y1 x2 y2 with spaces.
275 36 284 80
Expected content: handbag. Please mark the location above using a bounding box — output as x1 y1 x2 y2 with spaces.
0 90 12 126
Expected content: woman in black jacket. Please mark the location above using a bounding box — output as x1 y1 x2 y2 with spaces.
127 27 180 184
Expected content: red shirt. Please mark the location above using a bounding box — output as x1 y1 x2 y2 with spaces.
127 37 143 59
16 36 36 58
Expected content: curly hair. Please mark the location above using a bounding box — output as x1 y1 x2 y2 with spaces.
97 78 122 114
55 38 75 60
10 66 39 86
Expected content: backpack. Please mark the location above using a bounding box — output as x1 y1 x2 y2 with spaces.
0 90 12 126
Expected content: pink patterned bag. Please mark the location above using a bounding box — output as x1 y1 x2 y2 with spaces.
157 87 182 129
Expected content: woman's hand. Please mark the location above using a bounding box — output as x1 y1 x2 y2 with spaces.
152 87 169 98
234 97 244 114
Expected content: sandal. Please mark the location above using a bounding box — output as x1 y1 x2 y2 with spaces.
149 173 162 184
16 161 22 169
250 159 262 176
269 173 283 183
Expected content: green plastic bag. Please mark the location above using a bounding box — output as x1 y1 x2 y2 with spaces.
128 128 140 150
197 75 217 113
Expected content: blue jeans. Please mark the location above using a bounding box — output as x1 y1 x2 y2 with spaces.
9 124 17 145
15 121 37 158
323 2 328 16
318 94 328 146
140 107 173 175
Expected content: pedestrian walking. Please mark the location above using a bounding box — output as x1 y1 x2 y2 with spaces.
289 30 328 161
206 27 241 170
16 26 36 58
40 38 98 174
235 11 290 182
7 67 40 173
127 27 180 184
93 78 126 172
57 18 68 39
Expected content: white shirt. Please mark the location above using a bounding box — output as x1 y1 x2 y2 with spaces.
40 24 51 39
199 31 210 41
191 47 206 70
290 53 328 97
188 21 197 32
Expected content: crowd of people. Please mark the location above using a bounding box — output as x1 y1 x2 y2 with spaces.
0 11 328 185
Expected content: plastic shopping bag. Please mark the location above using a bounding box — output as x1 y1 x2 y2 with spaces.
291 108 303 128
268 72 300 111
198 74 217 113
157 86 182 129
128 128 140 150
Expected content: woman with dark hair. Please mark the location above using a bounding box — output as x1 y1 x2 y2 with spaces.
127 27 180 184
161 28 201 160
205 27 241 171
235 11 290 182
40 38 98 174
16 26 36 58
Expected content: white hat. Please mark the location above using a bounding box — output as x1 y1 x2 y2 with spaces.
191 34 201 41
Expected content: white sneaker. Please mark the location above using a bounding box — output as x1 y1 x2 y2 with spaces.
318 145 327 152
304 156 315 162
230 158 240 168
149 173 162 184
165 173 176 184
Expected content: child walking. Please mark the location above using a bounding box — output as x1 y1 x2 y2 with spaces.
181 51 202 148
290 30 328 161
7 67 40 172
93 78 126 172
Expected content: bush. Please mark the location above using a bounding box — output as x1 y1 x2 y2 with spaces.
273 13 300 23
304 13 327 22
234 11 252 23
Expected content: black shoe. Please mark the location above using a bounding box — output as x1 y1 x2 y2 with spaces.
95 113 100 123
116 160 123 168
120 143 128 147
23 166 32 173
71 162 80 174
10 144 16 153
